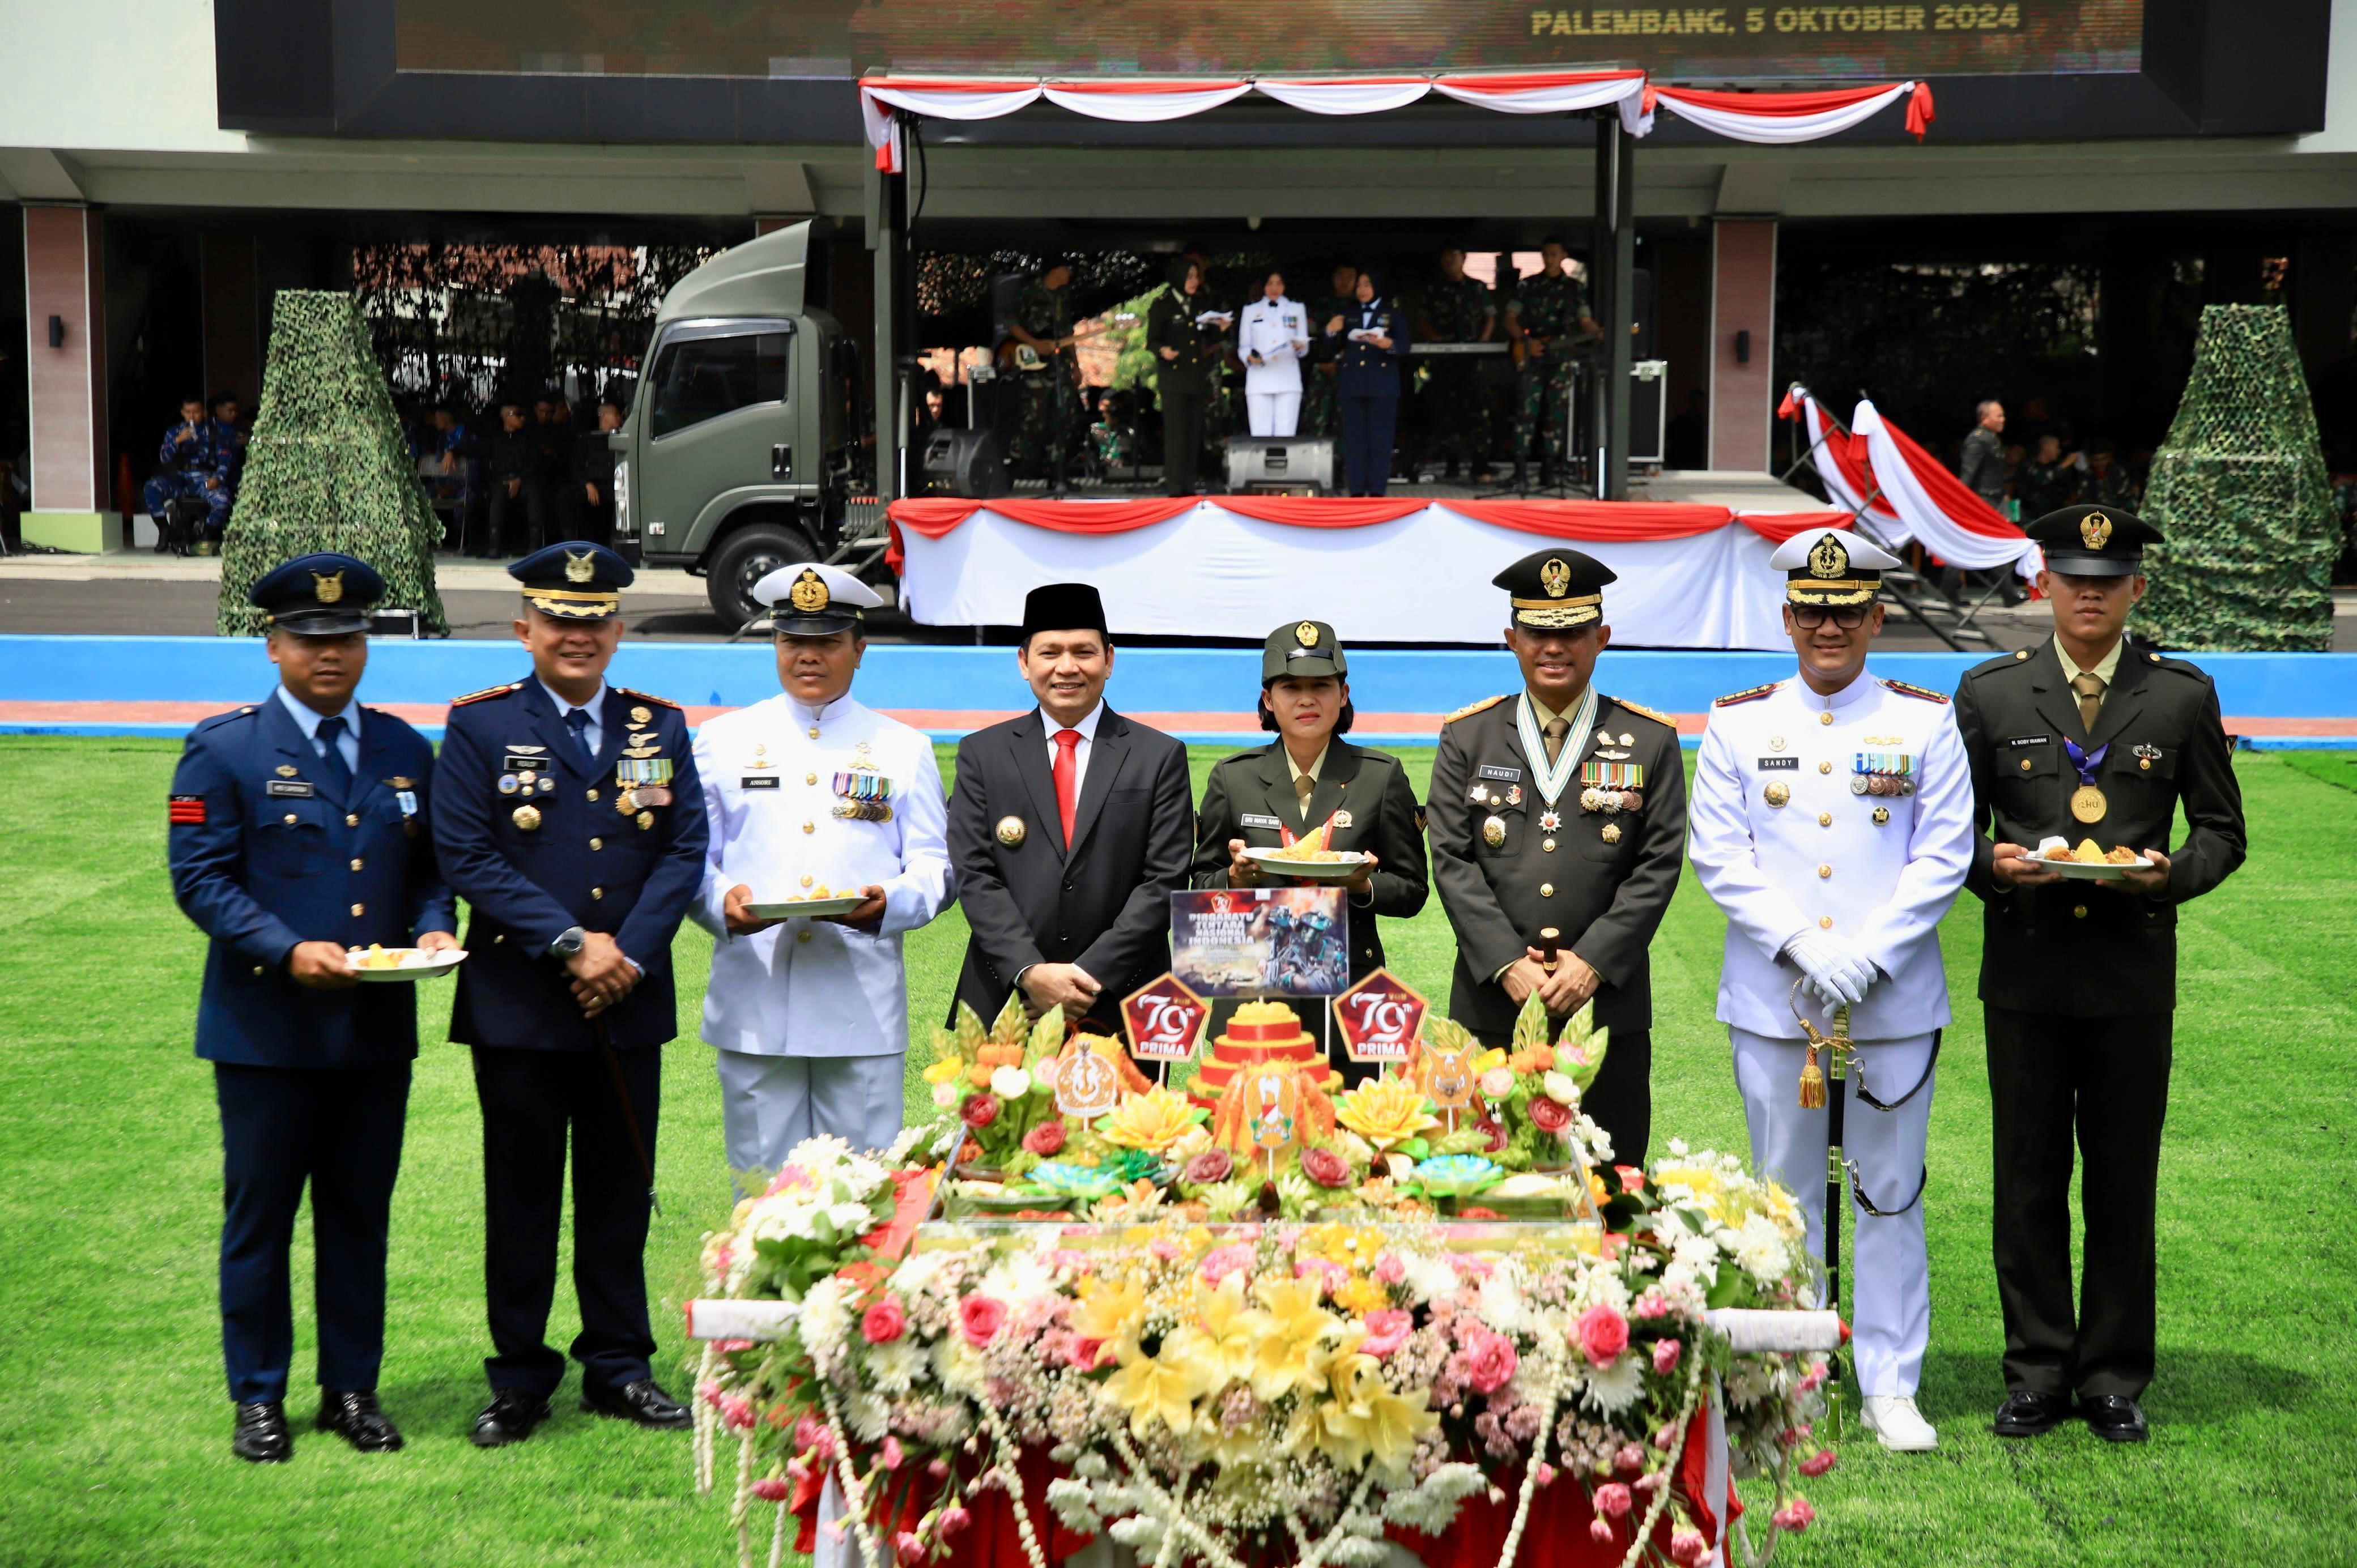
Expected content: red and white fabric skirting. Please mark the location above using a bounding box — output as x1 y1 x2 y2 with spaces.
888 497 1853 650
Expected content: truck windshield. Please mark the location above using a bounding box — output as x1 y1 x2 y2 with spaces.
648 330 788 438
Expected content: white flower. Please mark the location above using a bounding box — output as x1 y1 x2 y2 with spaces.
788 1134 853 1175
827 1200 879 1236
1667 1137 1690 1158
799 1275 851 1364
867 1337 924 1395
1381 1463 1486 1532
980 1249 1057 1311
992 1066 1033 1100
1338 1131 1376 1164
930 1081 963 1110
1479 1068 1516 1100
846 1390 891 1442
1402 1254 1461 1305
1542 1071 1580 1105
892 1251 950 1299
1733 1215 1789 1284
887 1124 928 1163
1572 1114 1614 1165
1477 1268 1528 1334
933 1333 986 1395
1674 1234 1723 1273
1580 1351 1647 1414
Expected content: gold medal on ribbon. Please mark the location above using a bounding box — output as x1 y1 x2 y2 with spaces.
2070 784 2108 823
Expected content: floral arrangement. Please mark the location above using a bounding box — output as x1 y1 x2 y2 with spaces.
691 1125 1838 1568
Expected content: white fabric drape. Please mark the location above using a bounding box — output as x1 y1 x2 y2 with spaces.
1650 81 1914 144
1040 80 1254 120
1851 399 2042 577
1793 390 1899 526
895 501 1802 649
1253 76 1435 116
1427 69 1649 131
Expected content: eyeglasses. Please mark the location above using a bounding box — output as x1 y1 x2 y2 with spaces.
1792 605 1869 630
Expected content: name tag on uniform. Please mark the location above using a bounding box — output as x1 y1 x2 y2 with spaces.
1477 764 1522 782
741 775 781 789
503 756 547 773
1240 812 1284 829
2007 735 2050 748
1757 756 1799 770
395 790 418 816
265 779 314 797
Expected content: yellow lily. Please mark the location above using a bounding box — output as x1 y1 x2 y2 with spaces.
1249 1276 1340 1401
1191 1271 1262 1386
1320 1333 1439 1474
1071 1274 1146 1343
1102 1328 1218 1438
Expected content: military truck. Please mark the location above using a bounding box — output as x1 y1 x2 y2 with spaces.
609 222 867 626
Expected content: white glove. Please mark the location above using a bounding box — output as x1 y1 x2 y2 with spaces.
1784 932 1879 1009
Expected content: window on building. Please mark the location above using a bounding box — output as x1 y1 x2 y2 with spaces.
648 329 788 438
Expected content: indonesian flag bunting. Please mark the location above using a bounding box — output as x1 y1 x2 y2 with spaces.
1782 387 1899 527
1648 80 1931 144
858 79 1045 171
1039 79 1254 121
1850 399 2041 577
1252 76 1437 117
1426 69 1649 132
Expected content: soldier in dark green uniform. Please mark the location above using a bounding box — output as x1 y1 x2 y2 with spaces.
1301 263 1359 441
1416 247 1497 481
1504 238 1601 489
1147 256 1228 496
1006 261 1084 492
1426 548 1685 1164
1954 505 2247 1447
1190 620 1429 1085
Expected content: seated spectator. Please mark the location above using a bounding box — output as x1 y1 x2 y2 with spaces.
210 391 250 488
421 403 473 539
483 401 544 558
2016 431 2084 519
2084 440 2138 510
144 394 235 555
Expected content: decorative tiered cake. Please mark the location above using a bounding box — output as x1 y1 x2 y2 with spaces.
1187 999 1339 1111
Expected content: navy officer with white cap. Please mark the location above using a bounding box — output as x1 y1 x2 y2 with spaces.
433 540 708 1447
688 561 953 1168
167 552 457 1462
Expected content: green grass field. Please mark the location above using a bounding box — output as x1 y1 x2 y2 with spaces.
1 736 2351 1568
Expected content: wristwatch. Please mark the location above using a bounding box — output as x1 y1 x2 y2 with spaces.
550 926 587 959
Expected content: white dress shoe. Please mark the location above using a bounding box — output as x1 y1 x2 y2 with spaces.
1861 1395 1938 1452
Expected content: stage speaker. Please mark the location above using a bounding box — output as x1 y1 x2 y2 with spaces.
920 427 1007 498
1629 360 1667 467
1225 436 1334 495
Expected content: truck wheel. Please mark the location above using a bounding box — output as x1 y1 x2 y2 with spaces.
707 523 816 628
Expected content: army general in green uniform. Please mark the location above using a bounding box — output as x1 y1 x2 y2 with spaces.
1190 621 1429 1085
1427 549 1685 1162
1954 505 2247 1447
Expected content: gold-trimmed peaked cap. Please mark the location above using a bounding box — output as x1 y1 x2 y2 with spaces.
1494 547 1614 630
511 540 632 620
248 551 382 636
1768 528 1900 607
754 560 885 637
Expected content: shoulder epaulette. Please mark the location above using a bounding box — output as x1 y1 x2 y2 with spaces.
1442 694 1511 724
1606 695 1678 728
1880 678 1951 705
1713 683 1781 708
450 682 524 707
194 705 262 733
614 686 682 710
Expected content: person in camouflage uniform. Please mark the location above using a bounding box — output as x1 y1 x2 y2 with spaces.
1505 238 1600 486
1416 248 1497 480
1301 263 1359 440
1006 262 1083 490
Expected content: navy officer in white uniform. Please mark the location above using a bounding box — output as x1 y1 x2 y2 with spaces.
690 561 954 1171
1686 529 1973 1454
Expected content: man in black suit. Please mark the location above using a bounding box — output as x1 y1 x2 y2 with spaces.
1954 505 2246 1446
947 583 1193 1033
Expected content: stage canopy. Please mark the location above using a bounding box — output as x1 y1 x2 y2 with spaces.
860 71 1934 171
888 497 1855 650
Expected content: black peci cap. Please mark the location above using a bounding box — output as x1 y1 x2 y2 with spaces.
1020 582 1109 641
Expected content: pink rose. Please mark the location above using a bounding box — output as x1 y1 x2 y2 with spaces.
719 1395 755 1431
1023 1121 1067 1157
1199 1242 1255 1288
750 1476 792 1502
1613 1442 1645 1477
1070 1336 1107 1370
1799 1450 1837 1478
1183 1148 1235 1185
960 1093 1000 1128
1455 1327 1518 1395
1594 1481 1633 1519
1577 1302 1630 1368
895 1530 927 1565
1531 1460 1556 1488
697 1379 724 1408
1474 1117 1509 1154
1589 1519 1615 1544
879 1435 904 1471
1670 1528 1709 1567
1359 1309 1413 1358
1652 1337 1681 1376
939 1505 972 1537
1773 1498 1816 1533
794 1410 839 1465
1301 1147 1352 1188
957 1294 1008 1347
861 1296 908 1344
1528 1096 1572 1134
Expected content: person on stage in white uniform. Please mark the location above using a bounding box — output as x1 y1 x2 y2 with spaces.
1237 270 1311 438
1686 529 1973 1455
688 561 954 1173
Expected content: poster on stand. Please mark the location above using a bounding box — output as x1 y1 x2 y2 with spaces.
1170 887 1349 998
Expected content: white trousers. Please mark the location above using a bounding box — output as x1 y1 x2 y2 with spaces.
1246 390 1301 437
715 1049 907 1191
1731 1027 1935 1397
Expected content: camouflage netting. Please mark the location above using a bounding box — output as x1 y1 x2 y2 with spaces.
217 292 448 637
2138 304 2336 652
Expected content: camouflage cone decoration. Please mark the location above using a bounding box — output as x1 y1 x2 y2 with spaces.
216 291 447 636
2137 304 2336 652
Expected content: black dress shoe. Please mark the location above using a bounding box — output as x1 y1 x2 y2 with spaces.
317 1390 404 1452
233 1401 291 1464
471 1389 553 1448
581 1377 692 1430
2082 1395 2150 1443
1991 1390 2073 1438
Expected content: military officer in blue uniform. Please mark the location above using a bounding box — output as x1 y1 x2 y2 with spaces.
431 542 709 1447
1321 269 1412 497
167 552 457 1463
144 393 237 552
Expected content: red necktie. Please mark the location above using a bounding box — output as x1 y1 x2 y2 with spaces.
1052 728 1082 847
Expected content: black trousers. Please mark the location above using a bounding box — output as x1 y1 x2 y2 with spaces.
1579 1027 1651 1170
1986 1008 2172 1400
1338 394 1398 496
215 1060 411 1404
1162 388 1208 495
486 481 548 558
471 1043 661 1400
